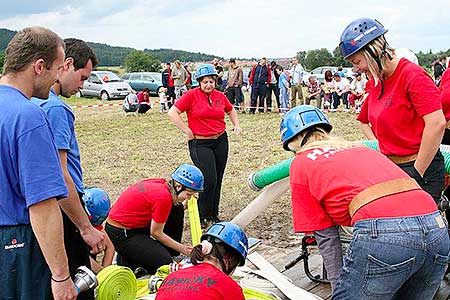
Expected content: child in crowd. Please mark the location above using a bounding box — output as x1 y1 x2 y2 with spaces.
159 87 168 113
82 187 115 274
348 72 367 113
322 70 334 112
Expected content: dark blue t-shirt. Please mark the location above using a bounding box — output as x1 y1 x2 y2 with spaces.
0 85 68 225
31 90 84 193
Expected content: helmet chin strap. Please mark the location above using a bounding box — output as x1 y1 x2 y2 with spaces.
364 40 392 99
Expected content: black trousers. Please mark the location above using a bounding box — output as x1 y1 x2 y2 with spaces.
138 104 151 114
398 151 445 203
62 193 93 300
266 83 280 110
188 132 228 220
250 84 267 113
226 86 243 107
105 204 184 274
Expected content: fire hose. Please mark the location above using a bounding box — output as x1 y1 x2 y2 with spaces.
96 265 137 300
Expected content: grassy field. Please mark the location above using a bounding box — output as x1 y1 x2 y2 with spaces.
67 93 364 247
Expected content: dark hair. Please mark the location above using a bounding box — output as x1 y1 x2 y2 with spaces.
270 61 277 67
324 70 333 82
143 87 150 93
229 58 236 64
190 240 242 275
64 38 98 70
338 66 343 71
333 72 341 78
276 65 284 71
3 27 65 75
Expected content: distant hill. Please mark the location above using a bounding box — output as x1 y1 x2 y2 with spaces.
0 28 221 66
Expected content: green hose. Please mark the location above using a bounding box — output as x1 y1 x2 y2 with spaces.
248 140 450 190
96 265 137 300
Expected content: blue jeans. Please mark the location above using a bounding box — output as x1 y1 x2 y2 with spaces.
279 87 289 112
333 212 449 300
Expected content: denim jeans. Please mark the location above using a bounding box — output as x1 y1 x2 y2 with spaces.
333 212 449 300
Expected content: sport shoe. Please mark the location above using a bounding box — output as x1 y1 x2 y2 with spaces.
200 218 211 230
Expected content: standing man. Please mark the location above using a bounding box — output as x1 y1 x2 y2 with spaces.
162 62 175 108
249 57 271 113
213 58 224 91
172 60 187 101
0 27 77 300
31 38 105 300
225 58 244 111
266 60 280 112
290 56 304 107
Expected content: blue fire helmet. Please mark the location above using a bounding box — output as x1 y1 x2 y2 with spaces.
82 187 111 227
339 18 388 59
195 64 218 81
171 164 204 191
280 105 332 151
202 222 248 266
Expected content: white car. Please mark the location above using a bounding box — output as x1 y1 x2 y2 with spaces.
80 71 132 100
303 66 338 84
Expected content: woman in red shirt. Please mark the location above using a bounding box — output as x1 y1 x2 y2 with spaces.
339 18 446 203
156 221 247 300
136 88 151 114
105 164 204 274
281 106 449 299
168 64 241 228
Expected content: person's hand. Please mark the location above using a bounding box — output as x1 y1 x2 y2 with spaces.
51 277 78 300
233 126 242 135
182 199 188 210
80 226 106 255
183 245 193 256
185 128 194 140
414 162 426 178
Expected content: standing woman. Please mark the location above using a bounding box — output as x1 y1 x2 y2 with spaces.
168 64 241 228
105 164 204 274
340 18 446 202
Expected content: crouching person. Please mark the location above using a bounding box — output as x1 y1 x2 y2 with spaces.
280 105 449 300
156 222 247 300
105 164 204 274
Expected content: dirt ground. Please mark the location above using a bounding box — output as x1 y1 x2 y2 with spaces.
71 95 364 249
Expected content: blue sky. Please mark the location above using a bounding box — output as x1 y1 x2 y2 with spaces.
1 0 449 58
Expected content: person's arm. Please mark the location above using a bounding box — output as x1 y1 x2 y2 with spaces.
226 109 241 134
168 106 194 140
238 69 243 86
415 110 446 176
58 150 105 254
358 122 377 140
101 233 115 267
314 226 343 292
150 221 190 255
29 199 78 300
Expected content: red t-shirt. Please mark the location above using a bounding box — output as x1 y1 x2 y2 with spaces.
156 263 245 300
168 69 174 87
440 69 450 121
109 179 173 228
174 88 233 136
137 91 150 104
357 58 441 156
290 146 437 232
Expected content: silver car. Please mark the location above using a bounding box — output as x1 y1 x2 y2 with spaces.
80 71 132 100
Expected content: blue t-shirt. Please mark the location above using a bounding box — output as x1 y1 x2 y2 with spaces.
0 85 68 225
31 90 84 193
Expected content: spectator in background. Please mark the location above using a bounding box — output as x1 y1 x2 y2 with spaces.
331 72 350 111
226 58 244 111
136 88 152 113
162 63 175 108
434 56 447 87
276 65 290 114
249 57 271 113
266 61 280 112
172 60 188 100
337 65 346 77
290 56 304 107
322 70 334 111
348 72 367 112
184 64 192 90
305 76 322 108
213 58 224 91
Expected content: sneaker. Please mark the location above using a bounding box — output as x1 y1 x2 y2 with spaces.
200 218 211 230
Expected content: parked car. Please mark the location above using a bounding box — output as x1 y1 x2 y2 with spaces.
122 72 163 96
303 66 339 84
80 71 132 100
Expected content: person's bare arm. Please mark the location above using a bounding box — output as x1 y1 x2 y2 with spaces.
227 109 241 134
150 221 190 255
29 199 78 300
58 150 105 254
168 106 194 140
101 233 115 267
358 122 377 140
415 110 446 176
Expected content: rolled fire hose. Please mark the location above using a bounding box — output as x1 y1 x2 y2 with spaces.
248 140 450 191
96 265 137 300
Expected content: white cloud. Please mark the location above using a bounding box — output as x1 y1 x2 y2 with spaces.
0 0 448 58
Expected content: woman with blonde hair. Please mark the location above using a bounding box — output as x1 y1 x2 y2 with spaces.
339 18 446 203
281 105 449 299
